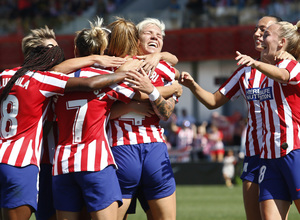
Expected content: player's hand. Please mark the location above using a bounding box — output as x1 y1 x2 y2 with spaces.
117 59 144 72
94 55 126 68
275 51 296 61
179 71 195 88
235 51 257 67
136 53 161 74
125 69 154 94
171 80 183 98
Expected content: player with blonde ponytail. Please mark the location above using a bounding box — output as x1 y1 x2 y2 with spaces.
235 20 300 220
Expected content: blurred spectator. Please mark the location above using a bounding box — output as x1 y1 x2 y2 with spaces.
232 116 247 146
168 0 181 29
266 0 291 20
182 0 204 28
0 0 95 36
164 134 172 151
210 111 232 145
227 111 245 145
222 149 237 188
192 121 210 161
175 120 195 151
177 108 196 127
1 0 300 36
207 124 225 162
16 0 34 34
160 109 178 148
96 0 108 21
0 0 15 19
106 0 116 14
170 120 195 162
238 0 261 25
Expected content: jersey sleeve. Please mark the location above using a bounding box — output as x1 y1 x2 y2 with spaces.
278 60 300 86
36 71 70 97
219 65 245 101
104 82 135 104
156 60 176 83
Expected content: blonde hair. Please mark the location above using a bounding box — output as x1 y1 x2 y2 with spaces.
22 26 56 58
136 18 165 37
74 17 108 57
106 17 139 57
277 20 300 60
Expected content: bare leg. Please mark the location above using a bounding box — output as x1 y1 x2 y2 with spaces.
122 204 153 220
260 199 290 220
91 201 118 220
145 209 154 220
2 206 33 220
56 211 81 220
148 192 176 220
243 180 262 220
217 153 224 162
48 214 57 220
117 199 132 220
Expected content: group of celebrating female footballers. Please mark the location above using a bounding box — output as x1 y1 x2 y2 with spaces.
1 12 300 220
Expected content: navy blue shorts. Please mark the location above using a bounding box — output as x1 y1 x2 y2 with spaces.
52 165 122 212
35 163 55 220
259 150 300 202
240 155 260 184
0 164 39 210
112 142 176 201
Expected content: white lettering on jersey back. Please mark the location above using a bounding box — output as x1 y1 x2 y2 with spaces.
119 112 145 126
15 77 30 89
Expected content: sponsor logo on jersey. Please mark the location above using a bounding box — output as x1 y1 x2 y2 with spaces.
259 87 273 102
246 88 260 101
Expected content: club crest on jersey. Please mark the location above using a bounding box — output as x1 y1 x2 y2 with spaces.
246 88 260 101
259 87 273 102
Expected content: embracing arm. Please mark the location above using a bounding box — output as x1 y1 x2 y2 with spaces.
236 51 290 83
150 94 176 121
253 61 289 83
51 55 126 74
136 52 178 74
125 69 175 121
156 80 182 99
160 52 178 66
64 71 127 92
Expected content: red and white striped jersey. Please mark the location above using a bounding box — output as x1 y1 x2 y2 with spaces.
52 67 135 175
259 60 300 159
108 61 176 147
0 68 69 167
219 65 265 157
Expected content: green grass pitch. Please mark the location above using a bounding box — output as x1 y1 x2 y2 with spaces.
30 184 299 220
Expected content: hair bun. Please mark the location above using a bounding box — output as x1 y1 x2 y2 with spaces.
294 25 298 31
